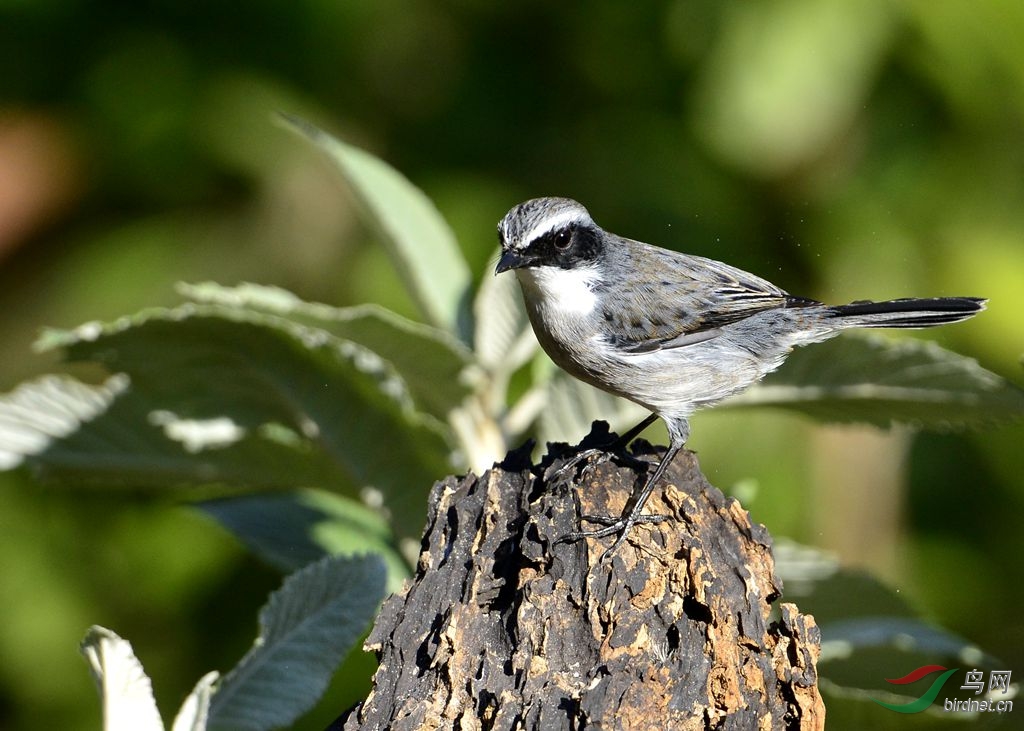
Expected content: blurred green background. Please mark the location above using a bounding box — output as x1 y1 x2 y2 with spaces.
1 1 1022 729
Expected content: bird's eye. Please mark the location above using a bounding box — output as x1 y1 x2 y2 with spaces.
553 229 572 250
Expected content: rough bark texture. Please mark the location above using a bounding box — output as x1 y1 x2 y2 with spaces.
341 424 825 731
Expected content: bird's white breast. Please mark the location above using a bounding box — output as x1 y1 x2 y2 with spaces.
515 265 600 316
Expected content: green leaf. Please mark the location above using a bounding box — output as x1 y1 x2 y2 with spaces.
22 304 451 536
80 625 165 731
207 554 386 731
198 488 409 593
2 377 358 492
172 671 219 731
723 333 1024 428
279 115 473 340
178 281 474 421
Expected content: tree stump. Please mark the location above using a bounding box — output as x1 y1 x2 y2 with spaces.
340 424 825 730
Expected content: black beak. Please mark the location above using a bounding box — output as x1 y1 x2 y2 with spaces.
495 249 527 275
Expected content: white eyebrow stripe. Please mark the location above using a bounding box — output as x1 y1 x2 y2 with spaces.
517 209 590 250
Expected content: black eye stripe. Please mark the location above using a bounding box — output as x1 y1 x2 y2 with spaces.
519 222 601 269
526 226 574 251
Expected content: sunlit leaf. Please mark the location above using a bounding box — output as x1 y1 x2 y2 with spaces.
0 374 130 470
178 281 473 421
80 626 165 731
279 115 472 341
724 334 1024 428
1 373 352 492
22 304 451 536
207 554 386 731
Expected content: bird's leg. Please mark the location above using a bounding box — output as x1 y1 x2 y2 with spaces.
547 413 659 482
558 429 685 561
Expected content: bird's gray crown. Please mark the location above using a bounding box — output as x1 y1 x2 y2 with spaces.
498 197 594 251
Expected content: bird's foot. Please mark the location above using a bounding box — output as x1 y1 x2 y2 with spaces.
556 512 670 561
544 447 606 482
545 445 651 484
544 416 660 484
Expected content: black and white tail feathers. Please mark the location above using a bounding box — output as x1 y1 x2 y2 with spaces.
829 297 987 329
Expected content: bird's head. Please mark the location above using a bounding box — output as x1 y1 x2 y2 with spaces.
495 197 605 275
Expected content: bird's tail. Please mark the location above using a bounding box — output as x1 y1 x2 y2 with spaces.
828 297 986 329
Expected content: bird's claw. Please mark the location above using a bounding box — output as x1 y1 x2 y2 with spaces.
546 448 653 485
555 513 670 561
580 512 669 527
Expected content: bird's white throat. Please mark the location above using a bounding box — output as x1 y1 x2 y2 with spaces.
516 265 600 316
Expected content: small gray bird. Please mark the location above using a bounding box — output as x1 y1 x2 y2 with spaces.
495 196 985 554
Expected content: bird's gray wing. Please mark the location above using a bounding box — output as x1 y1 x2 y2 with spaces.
598 245 819 354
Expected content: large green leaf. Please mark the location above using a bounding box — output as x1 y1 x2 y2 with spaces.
178 281 474 421
723 333 1024 428
1 373 354 491
207 554 386 731
198 488 409 593
18 304 450 536
80 626 165 731
279 115 473 341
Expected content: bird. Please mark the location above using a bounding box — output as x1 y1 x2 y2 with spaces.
494 196 985 557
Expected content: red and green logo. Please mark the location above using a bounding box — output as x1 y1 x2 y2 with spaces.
873 665 959 713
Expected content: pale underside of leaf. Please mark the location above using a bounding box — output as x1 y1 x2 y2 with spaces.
472 255 538 376
172 671 219 731
539 368 650 447
0 374 129 470
80 626 165 731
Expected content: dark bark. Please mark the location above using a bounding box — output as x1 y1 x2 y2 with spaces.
341 424 824 730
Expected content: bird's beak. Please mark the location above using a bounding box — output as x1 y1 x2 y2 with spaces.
495 249 526 275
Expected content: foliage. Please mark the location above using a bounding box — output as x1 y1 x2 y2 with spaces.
1 123 1021 727
80 554 385 731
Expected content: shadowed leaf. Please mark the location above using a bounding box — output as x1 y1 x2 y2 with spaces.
199 488 409 593
725 334 1024 428
207 554 386 731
